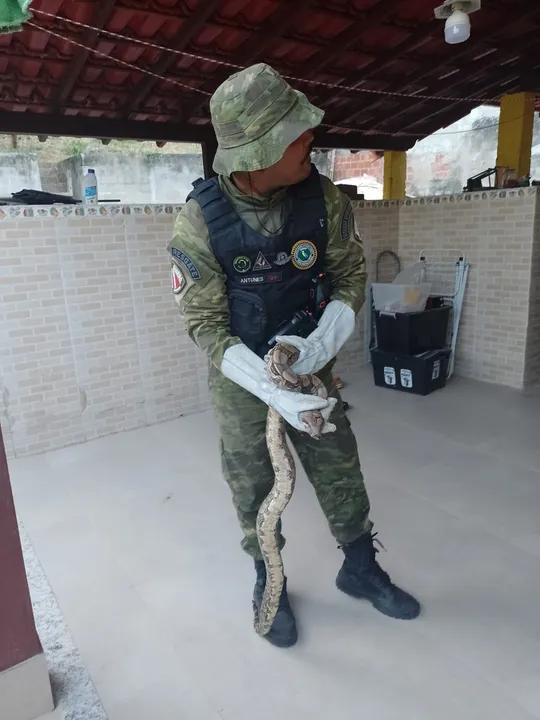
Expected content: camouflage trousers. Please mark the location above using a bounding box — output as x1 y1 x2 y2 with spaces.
208 362 373 560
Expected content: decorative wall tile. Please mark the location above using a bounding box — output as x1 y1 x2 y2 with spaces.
352 187 539 210
0 203 185 220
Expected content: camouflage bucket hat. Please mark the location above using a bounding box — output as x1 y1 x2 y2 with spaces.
210 63 324 176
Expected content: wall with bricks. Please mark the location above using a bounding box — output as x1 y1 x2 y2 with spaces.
525 202 540 386
0 207 210 459
0 203 373 458
334 204 400 377
333 150 384 185
1 190 539 458
355 188 539 389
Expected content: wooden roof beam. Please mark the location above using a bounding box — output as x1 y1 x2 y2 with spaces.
400 62 540 134
333 0 540 128
358 27 540 133
124 0 220 116
304 0 403 77
49 0 117 110
375 54 535 133
307 19 440 114
185 0 316 119
313 128 414 152
0 110 214 144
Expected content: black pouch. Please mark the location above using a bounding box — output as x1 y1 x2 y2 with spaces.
228 290 268 355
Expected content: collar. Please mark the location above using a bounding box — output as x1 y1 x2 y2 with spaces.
219 174 287 209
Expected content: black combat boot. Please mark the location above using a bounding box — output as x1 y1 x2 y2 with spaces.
253 561 298 648
336 533 420 620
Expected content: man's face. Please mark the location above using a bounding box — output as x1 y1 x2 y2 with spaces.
261 129 315 188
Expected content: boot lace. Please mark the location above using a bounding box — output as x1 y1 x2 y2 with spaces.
369 533 394 589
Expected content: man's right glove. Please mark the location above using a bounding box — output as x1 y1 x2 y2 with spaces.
220 344 337 435
276 299 355 376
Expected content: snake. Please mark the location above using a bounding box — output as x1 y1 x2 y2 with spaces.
253 342 328 637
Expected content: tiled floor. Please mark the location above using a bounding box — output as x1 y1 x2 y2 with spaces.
9 369 540 720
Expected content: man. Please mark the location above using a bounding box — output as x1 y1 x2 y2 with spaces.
168 63 420 648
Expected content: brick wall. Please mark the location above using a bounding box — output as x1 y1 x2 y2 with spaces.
2 191 539 458
332 150 462 197
355 188 539 389
525 201 540 386
0 207 210 459
334 204 400 377
333 151 384 184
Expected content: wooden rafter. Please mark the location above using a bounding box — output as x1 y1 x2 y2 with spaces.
332 0 540 129
124 0 220 116
302 0 403 78
310 19 439 111
375 34 540 132
184 0 317 120
49 0 117 110
400 62 540 134
0 109 414 151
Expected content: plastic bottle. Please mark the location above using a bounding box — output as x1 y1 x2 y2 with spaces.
83 168 98 205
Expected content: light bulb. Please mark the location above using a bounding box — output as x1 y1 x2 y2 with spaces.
444 9 471 44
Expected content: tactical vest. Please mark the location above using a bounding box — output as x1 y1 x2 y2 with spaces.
187 165 329 357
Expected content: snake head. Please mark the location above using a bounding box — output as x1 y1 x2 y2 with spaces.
302 411 325 439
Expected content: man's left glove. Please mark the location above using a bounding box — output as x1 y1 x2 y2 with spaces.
276 299 356 376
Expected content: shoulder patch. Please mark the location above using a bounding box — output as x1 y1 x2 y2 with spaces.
340 203 353 242
171 260 186 294
170 258 195 304
171 247 201 280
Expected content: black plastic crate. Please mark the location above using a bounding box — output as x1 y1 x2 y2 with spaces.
374 304 451 355
371 348 451 396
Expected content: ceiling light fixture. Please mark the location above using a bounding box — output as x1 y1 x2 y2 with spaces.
434 0 481 45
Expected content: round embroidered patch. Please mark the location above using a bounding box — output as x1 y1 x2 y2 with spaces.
233 255 251 273
291 240 317 270
171 262 185 294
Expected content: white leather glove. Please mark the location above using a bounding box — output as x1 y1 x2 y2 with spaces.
220 344 337 434
276 300 356 376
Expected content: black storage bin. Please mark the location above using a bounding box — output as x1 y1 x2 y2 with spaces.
374 305 451 355
371 348 451 396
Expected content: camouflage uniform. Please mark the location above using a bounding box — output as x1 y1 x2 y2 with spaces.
168 64 373 560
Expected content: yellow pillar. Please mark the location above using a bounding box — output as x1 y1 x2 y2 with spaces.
383 151 407 200
496 92 535 179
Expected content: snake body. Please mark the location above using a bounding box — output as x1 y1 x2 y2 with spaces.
253 343 328 636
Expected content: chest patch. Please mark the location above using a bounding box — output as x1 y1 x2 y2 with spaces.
233 255 251 273
291 240 317 270
253 251 272 271
274 251 291 266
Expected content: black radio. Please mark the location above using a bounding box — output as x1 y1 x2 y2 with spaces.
267 273 330 348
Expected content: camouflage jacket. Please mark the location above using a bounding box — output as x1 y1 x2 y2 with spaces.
168 174 366 369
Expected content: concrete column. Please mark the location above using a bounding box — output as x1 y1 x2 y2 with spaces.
0 427 54 720
496 92 535 179
383 151 407 200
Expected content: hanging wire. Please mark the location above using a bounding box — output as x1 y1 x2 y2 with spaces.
26 21 212 96
23 13 531 140
29 8 501 105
